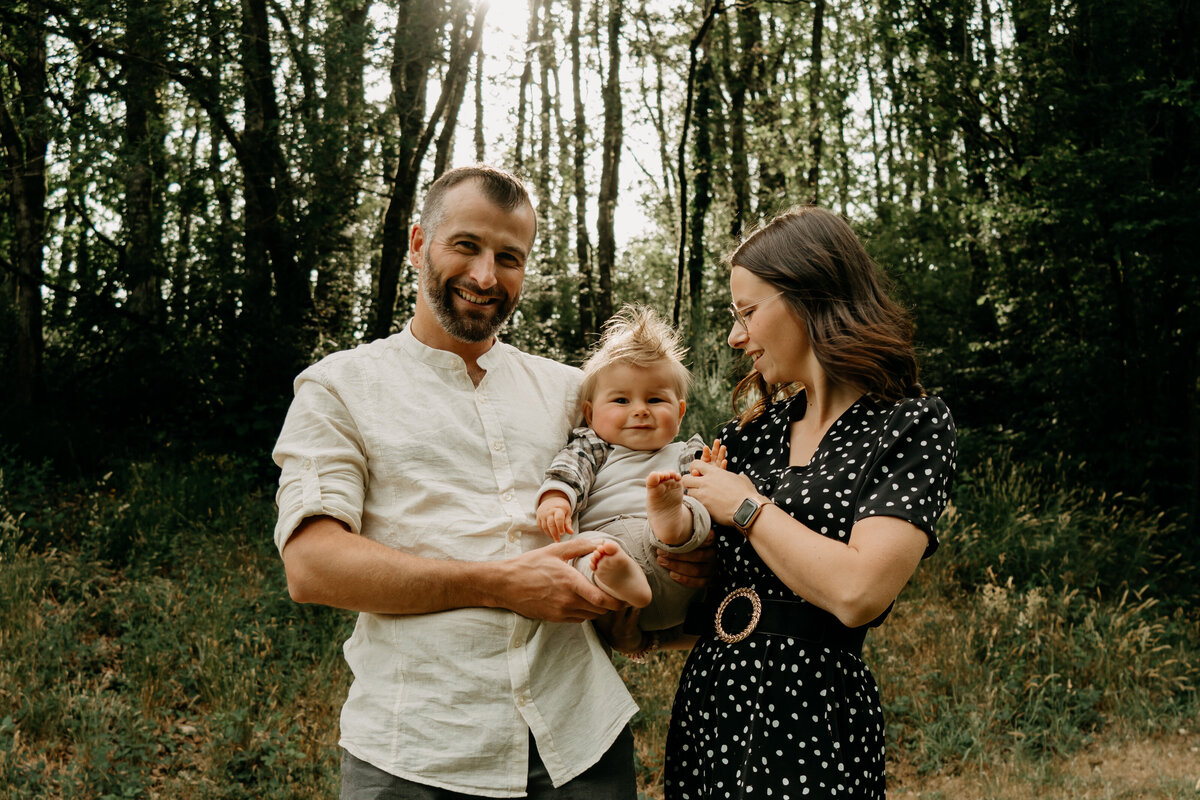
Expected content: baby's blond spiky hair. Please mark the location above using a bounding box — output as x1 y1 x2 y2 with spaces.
578 305 692 405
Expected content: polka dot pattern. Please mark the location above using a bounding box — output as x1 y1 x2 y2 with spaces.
665 393 956 798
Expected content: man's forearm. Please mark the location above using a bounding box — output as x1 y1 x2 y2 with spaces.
282 516 504 614
281 515 625 621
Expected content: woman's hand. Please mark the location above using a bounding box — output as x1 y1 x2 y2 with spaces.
602 605 645 654
681 458 766 526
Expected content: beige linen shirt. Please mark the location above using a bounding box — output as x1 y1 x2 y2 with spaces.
272 324 638 797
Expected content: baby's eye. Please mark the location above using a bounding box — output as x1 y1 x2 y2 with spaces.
648 397 668 403
612 397 630 404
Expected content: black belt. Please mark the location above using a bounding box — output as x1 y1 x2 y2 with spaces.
684 588 868 657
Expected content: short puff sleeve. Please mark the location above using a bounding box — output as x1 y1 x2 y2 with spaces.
854 396 956 558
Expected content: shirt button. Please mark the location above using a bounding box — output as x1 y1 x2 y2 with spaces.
507 531 519 543
492 441 504 451
502 490 514 502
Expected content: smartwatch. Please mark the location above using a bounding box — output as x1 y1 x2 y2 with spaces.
732 496 771 536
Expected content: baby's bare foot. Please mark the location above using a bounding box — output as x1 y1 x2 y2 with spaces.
646 471 691 547
590 541 652 608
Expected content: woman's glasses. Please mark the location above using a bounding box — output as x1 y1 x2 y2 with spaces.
728 292 784 330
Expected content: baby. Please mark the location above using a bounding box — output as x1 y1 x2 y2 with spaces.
537 305 722 631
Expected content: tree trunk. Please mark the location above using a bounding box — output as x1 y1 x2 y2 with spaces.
595 0 624 325
435 0 473 179
514 0 539 171
674 1 722 326
0 8 48 408
240 0 308 324
570 0 594 343
687 52 715 355
531 0 555 256
805 0 825 205
373 0 484 339
122 0 167 326
474 40 486 162
725 4 761 237
313 0 372 328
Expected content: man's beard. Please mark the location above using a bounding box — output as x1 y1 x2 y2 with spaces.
419 248 520 343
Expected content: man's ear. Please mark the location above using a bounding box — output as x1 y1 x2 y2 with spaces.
409 222 425 268
582 400 594 426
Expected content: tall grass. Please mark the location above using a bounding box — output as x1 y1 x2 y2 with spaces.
0 448 1196 798
0 456 353 798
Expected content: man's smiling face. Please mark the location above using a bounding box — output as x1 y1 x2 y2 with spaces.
416 180 535 344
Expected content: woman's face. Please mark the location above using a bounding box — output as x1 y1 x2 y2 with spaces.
728 266 809 385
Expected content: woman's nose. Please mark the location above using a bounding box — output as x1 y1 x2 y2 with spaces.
728 323 747 349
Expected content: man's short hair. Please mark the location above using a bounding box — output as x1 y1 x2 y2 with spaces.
420 165 536 242
579 305 692 406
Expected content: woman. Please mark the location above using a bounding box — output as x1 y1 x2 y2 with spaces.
664 206 956 798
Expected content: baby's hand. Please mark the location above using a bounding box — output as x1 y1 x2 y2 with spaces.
536 492 574 542
701 439 728 470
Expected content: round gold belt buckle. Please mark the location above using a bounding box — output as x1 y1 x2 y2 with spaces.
714 587 762 643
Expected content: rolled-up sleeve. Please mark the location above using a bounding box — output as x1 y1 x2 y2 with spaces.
272 371 368 554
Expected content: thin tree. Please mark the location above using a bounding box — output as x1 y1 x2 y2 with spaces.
570 0 594 342
372 0 487 339
673 0 723 326
0 4 48 407
595 0 624 325
805 0 825 205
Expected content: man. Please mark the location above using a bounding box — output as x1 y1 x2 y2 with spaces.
273 165 706 799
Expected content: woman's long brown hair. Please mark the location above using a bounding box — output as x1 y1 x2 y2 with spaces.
730 206 924 426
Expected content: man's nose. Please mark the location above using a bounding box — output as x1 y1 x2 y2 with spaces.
467 254 498 290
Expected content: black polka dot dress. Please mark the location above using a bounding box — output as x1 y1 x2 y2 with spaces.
665 392 956 799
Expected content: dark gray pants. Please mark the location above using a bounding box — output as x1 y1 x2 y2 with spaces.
340 727 636 800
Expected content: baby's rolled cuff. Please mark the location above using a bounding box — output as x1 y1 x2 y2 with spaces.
649 494 711 554
536 479 580 512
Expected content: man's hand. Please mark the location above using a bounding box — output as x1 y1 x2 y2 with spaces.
494 538 624 622
536 491 574 542
657 529 717 589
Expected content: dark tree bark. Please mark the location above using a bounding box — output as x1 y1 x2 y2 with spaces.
372 0 485 339
473 38 486 162
673 0 723 326
687 52 715 355
724 2 761 237
312 0 373 327
122 0 167 325
435 0 473 179
0 6 49 408
805 0 826 205
514 0 539 171
570 0 594 342
595 0 625 325
240 0 309 324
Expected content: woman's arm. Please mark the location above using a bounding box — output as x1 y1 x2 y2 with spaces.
681 462 926 628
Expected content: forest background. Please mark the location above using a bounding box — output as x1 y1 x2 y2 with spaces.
1 0 1198 797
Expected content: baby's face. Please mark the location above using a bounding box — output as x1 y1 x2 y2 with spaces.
583 362 685 451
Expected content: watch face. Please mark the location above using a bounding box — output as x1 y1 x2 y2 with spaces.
733 498 757 527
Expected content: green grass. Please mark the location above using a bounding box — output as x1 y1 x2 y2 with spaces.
0 450 1196 798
